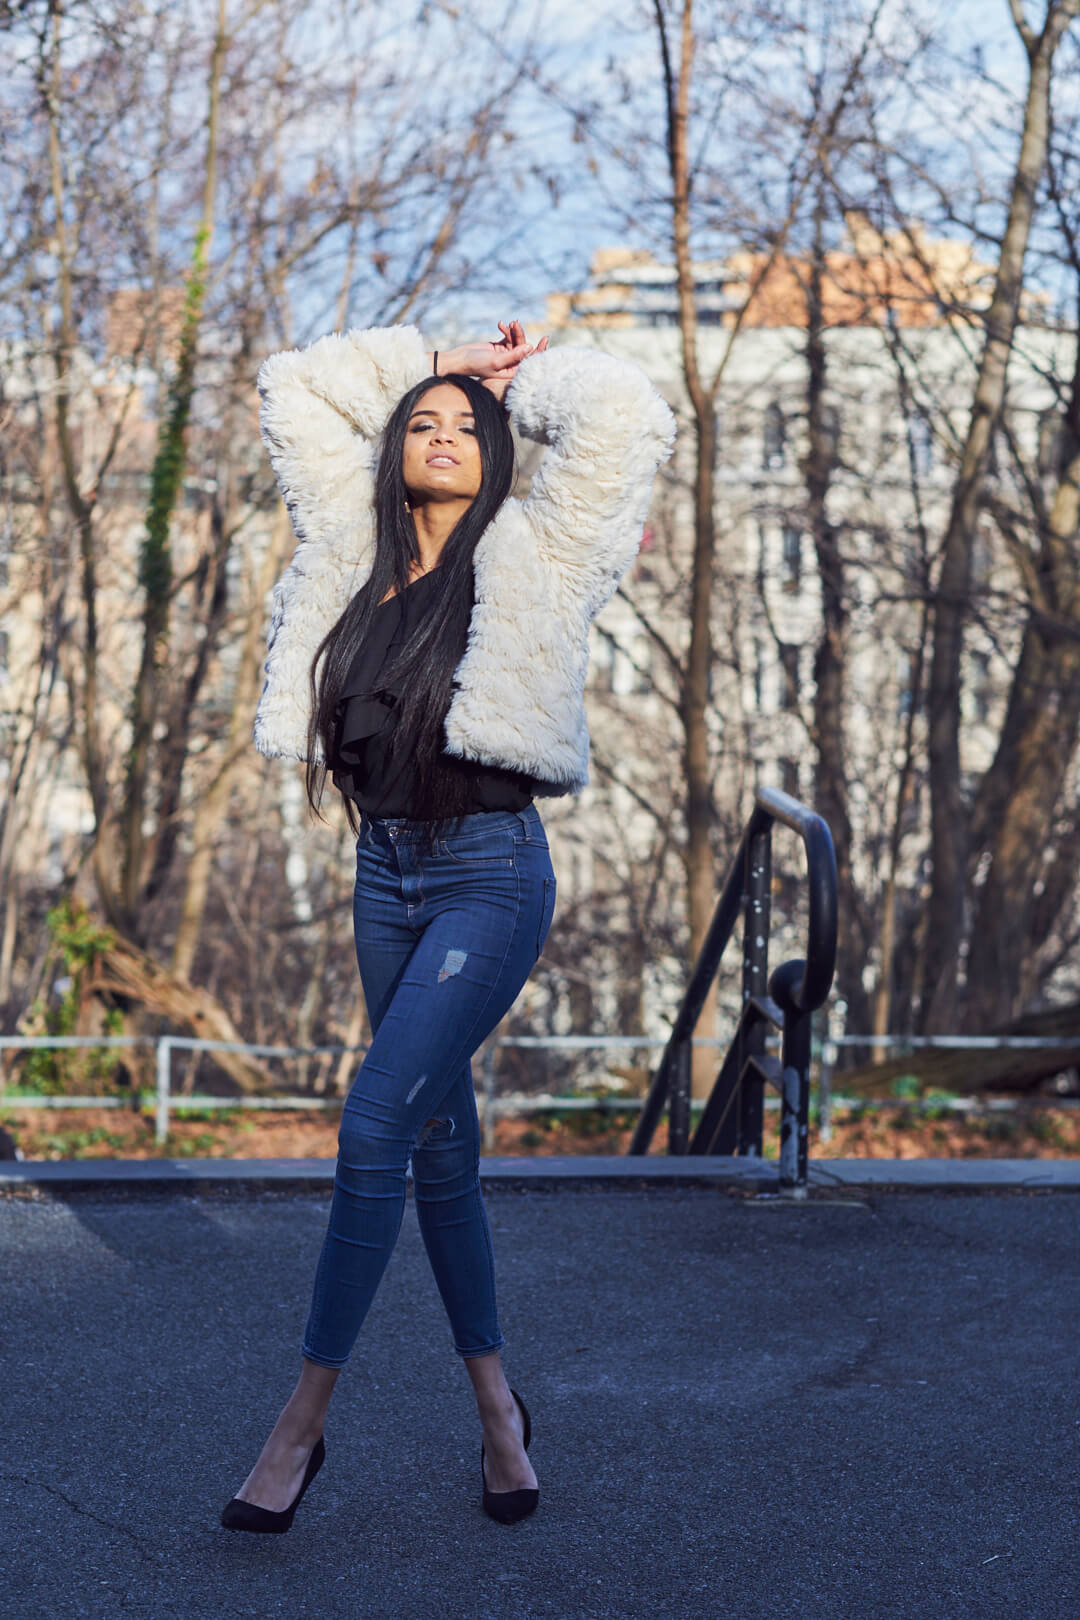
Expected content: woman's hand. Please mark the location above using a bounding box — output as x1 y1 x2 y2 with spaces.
481 321 549 403
435 321 548 404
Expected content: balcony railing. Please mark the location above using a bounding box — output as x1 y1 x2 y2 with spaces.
628 787 838 1195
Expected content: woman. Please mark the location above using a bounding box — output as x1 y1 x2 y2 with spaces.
221 319 675 1533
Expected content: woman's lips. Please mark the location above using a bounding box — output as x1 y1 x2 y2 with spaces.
426 454 459 465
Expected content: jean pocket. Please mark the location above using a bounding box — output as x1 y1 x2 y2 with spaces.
438 828 516 866
536 876 557 957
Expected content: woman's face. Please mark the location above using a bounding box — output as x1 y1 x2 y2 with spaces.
401 384 483 505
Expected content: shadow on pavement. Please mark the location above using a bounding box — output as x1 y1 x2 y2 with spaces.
1 1183 1076 1619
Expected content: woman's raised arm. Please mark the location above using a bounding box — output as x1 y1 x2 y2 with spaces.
431 322 541 396
257 324 431 557
504 344 676 609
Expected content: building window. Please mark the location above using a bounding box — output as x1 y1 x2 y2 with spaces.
909 413 934 477
822 404 842 464
613 636 653 696
756 522 768 594
763 403 787 470
591 631 652 696
779 642 800 710
781 525 802 592
752 639 765 709
1038 410 1066 480
632 638 653 694
898 651 916 717
590 633 615 692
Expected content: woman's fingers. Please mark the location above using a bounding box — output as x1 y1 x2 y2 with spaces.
495 319 528 351
477 327 548 401
455 328 545 378
487 343 532 373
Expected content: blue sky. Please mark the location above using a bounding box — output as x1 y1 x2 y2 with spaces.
406 0 1044 340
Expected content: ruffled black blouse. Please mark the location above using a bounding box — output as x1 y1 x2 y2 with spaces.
328 570 539 819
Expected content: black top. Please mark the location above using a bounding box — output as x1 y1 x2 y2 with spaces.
329 570 540 819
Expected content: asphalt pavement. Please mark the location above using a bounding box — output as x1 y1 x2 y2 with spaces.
1 1179 1077 1619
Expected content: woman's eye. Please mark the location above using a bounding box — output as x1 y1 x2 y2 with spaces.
409 422 475 436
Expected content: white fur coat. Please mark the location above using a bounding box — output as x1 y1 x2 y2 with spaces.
253 323 676 793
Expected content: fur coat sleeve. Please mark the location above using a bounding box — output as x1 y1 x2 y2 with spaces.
504 343 677 615
252 325 676 777
253 324 430 760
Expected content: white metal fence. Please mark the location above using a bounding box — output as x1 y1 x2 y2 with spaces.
0 1032 724 1146
1 1030 1077 1148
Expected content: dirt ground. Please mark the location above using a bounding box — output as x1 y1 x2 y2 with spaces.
2 1100 1079 1161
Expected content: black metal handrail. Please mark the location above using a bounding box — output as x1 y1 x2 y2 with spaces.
628 787 837 1193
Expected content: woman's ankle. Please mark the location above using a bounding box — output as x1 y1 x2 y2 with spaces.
277 1359 338 1444
465 1349 514 1414
274 1402 325 1447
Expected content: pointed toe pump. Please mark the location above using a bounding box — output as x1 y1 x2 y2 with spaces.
221 1436 326 1534
481 1388 538 1524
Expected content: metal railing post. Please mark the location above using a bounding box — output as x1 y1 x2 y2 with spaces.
155 1038 172 1146
772 960 811 1197
631 788 837 1160
739 822 772 1155
668 1040 691 1154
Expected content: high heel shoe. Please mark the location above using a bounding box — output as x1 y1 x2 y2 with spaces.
221 1436 326 1534
481 1388 538 1524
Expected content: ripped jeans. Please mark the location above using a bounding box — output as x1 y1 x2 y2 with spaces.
301 803 557 1368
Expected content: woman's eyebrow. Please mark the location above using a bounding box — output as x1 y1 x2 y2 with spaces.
408 407 476 419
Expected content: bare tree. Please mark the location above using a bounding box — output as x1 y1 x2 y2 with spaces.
0 0 561 1081
919 0 1080 1029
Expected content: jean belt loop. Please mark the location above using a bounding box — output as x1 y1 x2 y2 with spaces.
514 807 533 841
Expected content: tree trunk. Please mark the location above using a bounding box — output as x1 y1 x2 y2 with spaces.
40 4 108 839
964 372 1080 1025
658 0 721 1097
332 996 369 1097
120 0 229 929
921 1 1079 1029
171 506 293 981
964 648 1080 1025
871 599 929 1053
803 190 865 1032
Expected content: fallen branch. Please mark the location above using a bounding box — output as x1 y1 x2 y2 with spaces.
86 936 269 1093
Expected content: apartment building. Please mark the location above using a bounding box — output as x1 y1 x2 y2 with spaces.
3 234 1075 1050
538 220 1076 1030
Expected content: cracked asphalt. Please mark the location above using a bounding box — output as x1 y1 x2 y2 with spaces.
1 1185 1077 1620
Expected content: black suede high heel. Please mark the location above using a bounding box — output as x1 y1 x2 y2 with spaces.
481 1388 538 1524
221 1436 326 1534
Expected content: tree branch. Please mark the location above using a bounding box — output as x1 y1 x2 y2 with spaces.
1008 0 1036 55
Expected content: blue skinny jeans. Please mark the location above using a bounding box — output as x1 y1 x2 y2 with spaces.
301 802 556 1368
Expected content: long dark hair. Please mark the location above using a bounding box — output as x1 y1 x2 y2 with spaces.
305 373 515 836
